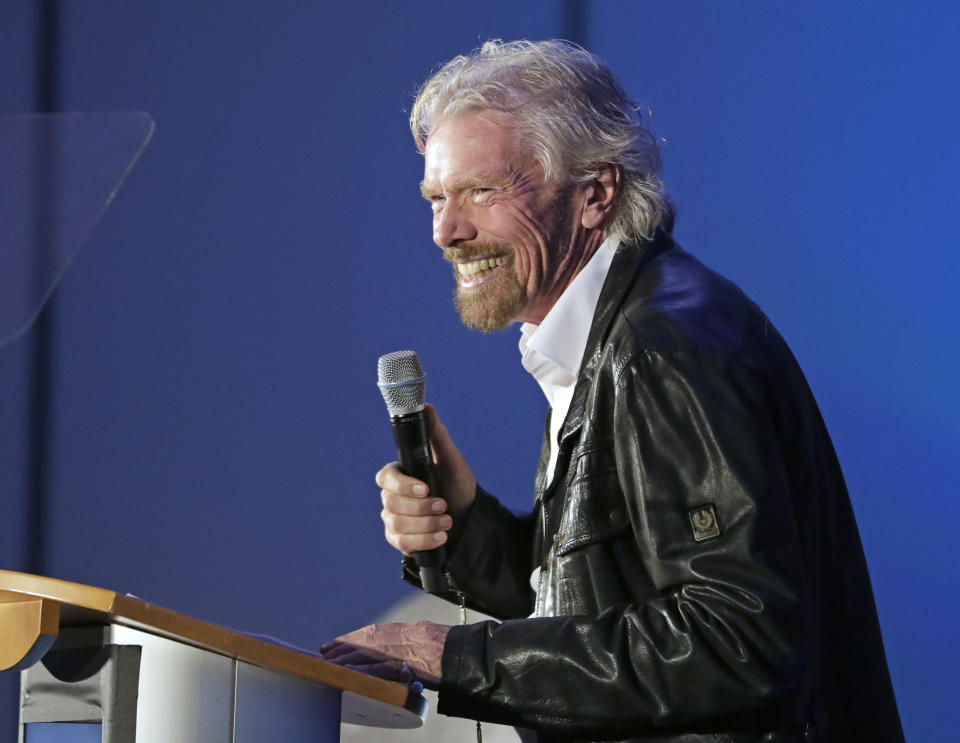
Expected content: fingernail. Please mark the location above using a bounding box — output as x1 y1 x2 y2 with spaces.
412 484 427 495
434 531 447 543
431 500 445 512
440 516 453 528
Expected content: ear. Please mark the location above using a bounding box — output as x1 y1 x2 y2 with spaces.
580 164 620 230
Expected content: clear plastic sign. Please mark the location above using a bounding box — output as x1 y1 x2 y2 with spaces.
0 112 154 347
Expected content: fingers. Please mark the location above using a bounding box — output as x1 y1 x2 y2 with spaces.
376 462 429 497
377 461 451 555
323 647 382 666
320 623 405 665
326 653 415 683
380 487 446 517
319 622 447 687
383 523 448 555
381 509 452 536
375 404 475 557
343 660 412 682
382 501 449 554
320 642 412 682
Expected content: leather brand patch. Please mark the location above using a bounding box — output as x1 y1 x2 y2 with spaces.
688 504 721 542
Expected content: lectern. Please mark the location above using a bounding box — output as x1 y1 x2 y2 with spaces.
0 570 426 742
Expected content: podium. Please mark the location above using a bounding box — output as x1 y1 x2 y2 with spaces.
0 570 426 742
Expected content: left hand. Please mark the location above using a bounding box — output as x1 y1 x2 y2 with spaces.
319 621 450 687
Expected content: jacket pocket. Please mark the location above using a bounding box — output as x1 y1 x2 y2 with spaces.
556 440 630 556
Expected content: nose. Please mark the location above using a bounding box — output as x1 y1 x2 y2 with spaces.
433 201 477 248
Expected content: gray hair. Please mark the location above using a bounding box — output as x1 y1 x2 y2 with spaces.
410 39 672 242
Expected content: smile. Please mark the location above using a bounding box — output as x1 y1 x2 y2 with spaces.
457 255 507 288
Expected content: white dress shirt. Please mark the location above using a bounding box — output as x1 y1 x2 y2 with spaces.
519 235 619 486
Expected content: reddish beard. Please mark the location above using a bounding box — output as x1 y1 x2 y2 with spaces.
444 242 525 332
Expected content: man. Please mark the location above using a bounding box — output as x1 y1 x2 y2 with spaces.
322 40 903 742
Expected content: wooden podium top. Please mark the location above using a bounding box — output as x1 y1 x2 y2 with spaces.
0 569 419 715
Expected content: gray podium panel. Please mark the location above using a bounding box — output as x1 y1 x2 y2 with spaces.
106 626 234 743
19 625 348 742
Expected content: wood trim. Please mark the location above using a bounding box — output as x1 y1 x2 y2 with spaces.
0 569 115 611
0 570 409 707
0 594 60 671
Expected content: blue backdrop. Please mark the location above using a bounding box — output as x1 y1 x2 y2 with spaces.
2 2 957 740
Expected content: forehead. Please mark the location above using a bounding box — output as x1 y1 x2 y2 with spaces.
422 111 532 186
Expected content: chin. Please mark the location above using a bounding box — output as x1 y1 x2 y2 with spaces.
453 284 524 333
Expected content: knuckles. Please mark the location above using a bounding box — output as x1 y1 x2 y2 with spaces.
381 491 442 517
379 461 452 555
381 509 450 535
374 463 392 488
374 462 402 490
397 533 434 554
376 462 427 498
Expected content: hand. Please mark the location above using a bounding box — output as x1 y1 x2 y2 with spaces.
319 621 450 688
377 405 476 556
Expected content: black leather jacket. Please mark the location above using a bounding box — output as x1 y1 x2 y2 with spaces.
406 234 903 742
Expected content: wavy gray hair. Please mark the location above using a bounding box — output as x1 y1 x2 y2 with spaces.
410 39 672 242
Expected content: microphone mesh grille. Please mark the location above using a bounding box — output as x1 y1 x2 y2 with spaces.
377 350 426 416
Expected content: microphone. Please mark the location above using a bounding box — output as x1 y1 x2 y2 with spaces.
377 350 448 594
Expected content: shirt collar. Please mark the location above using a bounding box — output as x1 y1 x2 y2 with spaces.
519 235 619 390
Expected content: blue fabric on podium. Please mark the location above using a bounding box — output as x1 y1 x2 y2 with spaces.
24 723 101 743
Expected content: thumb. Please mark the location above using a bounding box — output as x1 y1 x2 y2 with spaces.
423 403 476 516
424 404 458 464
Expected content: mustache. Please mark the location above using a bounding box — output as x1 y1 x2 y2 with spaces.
443 241 513 263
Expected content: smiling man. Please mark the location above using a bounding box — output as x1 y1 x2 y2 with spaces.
322 40 903 742
423 108 613 332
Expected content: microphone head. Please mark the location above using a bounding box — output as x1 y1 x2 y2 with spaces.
377 350 426 417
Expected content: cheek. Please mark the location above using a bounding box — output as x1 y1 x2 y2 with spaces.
485 205 544 274
477 207 517 240
504 207 550 291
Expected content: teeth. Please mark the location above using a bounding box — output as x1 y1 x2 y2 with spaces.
459 256 506 279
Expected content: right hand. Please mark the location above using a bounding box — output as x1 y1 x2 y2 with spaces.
377 405 476 556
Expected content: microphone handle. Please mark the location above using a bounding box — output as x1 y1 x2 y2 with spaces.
390 410 448 594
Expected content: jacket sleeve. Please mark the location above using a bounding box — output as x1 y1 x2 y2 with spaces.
437 348 811 735
402 485 537 620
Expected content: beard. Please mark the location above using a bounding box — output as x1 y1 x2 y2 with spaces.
445 242 526 333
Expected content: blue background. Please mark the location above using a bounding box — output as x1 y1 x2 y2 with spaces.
2 2 957 741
